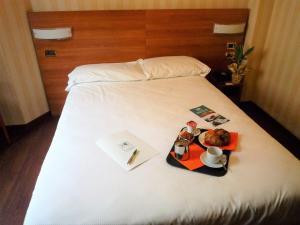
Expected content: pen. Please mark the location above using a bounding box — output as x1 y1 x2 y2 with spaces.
127 149 138 165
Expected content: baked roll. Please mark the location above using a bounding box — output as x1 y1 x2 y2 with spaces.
204 129 231 146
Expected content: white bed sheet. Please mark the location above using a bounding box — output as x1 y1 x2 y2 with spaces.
24 76 300 225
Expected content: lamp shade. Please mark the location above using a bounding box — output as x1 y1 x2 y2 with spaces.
32 28 72 40
213 23 246 34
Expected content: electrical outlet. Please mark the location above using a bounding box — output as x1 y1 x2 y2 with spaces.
226 42 236 50
45 49 56 57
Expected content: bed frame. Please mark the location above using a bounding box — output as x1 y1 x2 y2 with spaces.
28 9 249 115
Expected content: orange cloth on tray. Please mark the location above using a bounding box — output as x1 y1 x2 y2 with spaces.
205 130 239 151
170 143 205 171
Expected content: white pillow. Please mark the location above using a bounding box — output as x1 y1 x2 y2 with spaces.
66 60 146 91
139 56 211 80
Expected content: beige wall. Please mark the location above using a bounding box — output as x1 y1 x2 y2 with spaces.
253 0 300 138
242 0 274 99
0 0 48 125
1 0 299 139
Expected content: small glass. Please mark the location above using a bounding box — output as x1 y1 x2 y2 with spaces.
174 141 189 161
178 130 194 145
186 120 197 134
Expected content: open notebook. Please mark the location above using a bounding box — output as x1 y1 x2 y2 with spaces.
96 130 158 171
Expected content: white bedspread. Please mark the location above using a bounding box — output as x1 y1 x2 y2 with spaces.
24 76 300 225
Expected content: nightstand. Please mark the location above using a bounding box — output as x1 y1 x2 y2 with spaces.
206 71 243 104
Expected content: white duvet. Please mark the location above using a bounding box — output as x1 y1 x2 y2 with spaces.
24 76 300 225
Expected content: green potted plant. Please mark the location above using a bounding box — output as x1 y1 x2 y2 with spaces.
228 45 254 84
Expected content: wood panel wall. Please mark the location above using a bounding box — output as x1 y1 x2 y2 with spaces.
28 10 146 114
28 9 248 115
145 10 247 67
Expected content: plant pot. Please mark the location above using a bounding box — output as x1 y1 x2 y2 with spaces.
231 72 243 85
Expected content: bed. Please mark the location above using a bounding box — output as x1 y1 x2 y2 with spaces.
26 9 300 225
24 56 300 225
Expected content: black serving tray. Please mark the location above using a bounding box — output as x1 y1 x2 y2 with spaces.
166 129 230 177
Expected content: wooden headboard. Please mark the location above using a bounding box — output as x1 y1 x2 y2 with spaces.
28 9 249 115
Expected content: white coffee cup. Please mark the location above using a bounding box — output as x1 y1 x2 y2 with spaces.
206 146 223 164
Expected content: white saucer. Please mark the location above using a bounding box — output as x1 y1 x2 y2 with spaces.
200 152 227 168
182 127 201 136
198 131 210 147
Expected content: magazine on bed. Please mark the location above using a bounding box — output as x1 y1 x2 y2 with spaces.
96 130 158 171
190 105 230 126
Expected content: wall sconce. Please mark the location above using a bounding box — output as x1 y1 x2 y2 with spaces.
213 23 246 34
32 27 72 40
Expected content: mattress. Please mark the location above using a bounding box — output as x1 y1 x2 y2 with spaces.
24 76 300 225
